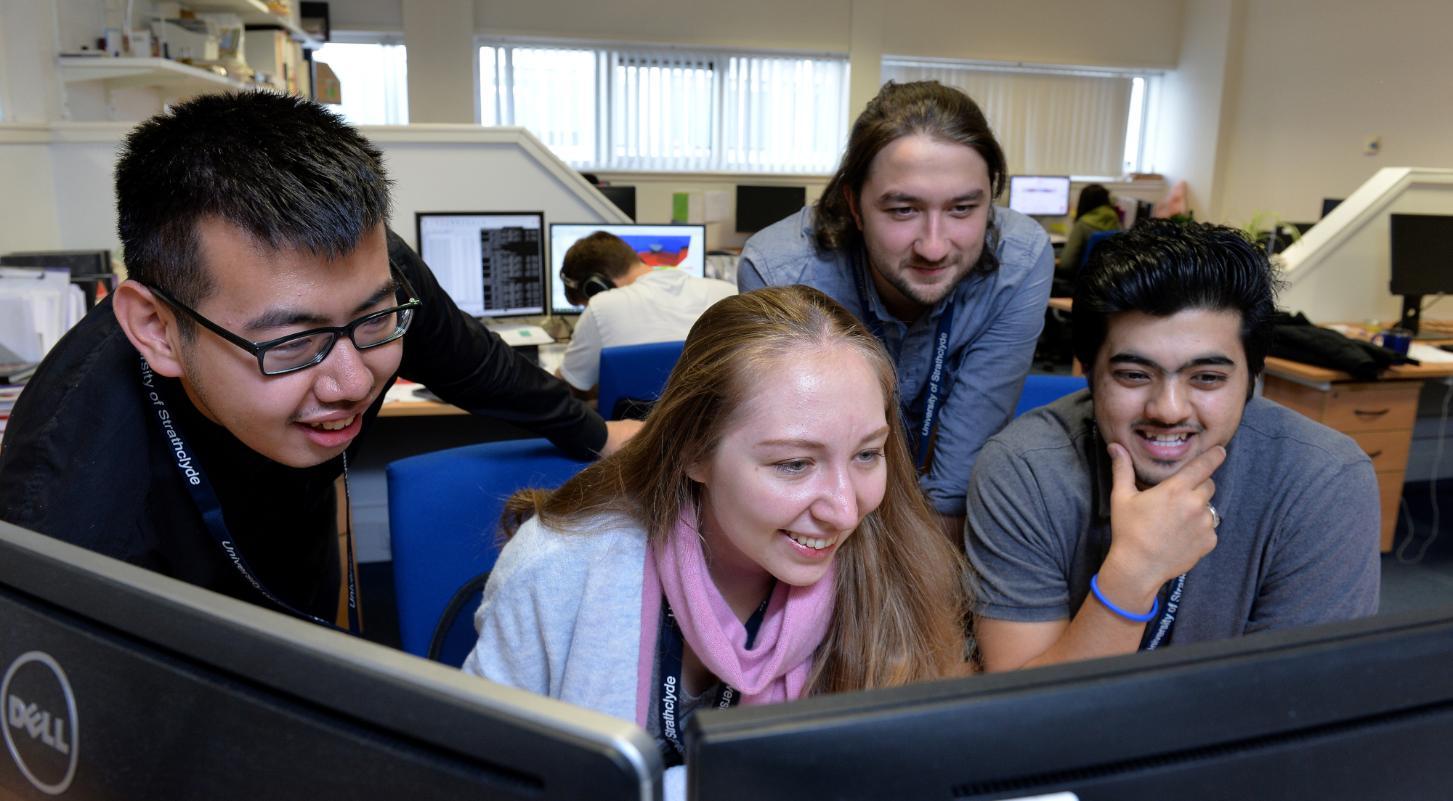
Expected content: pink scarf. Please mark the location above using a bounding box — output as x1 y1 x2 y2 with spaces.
635 508 836 726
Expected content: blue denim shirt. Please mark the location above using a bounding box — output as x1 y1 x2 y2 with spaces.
738 206 1054 516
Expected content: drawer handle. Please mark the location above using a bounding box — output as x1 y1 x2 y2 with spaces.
1365 449 1384 460
1353 408 1391 418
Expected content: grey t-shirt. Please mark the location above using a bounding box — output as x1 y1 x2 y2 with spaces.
965 391 1380 645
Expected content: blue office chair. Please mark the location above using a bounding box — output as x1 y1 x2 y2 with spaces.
1078 230 1120 272
1014 373 1088 417
596 340 685 420
386 438 590 666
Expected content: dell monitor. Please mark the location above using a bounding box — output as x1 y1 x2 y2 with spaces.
0 521 660 800
735 185 807 234
549 223 707 315
688 608 1453 800
415 212 547 319
1389 213 1453 335
1007 175 1071 217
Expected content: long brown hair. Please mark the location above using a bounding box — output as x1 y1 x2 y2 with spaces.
815 80 1006 277
504 285 970 691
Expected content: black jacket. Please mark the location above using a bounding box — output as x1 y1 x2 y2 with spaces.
0 232 605 622
1269 312 1406 382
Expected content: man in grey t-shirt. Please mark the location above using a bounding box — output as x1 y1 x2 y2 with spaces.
966 220 1380 672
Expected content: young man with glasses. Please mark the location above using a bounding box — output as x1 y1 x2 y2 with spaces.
0 92 635 632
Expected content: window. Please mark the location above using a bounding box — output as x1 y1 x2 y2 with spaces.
480 42 850 173
312 38 409 126
882 58 1157 177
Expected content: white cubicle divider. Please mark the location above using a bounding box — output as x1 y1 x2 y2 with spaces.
361 124 630 253
1278 167 1453 324
0 122 631 275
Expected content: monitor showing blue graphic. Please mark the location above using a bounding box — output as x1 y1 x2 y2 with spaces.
1008 175 1072 217
415 212 546 318
549 223 707 315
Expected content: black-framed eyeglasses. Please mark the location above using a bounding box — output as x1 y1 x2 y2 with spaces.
146 270 423 376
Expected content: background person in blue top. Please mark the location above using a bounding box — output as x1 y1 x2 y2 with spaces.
739 81 1054 539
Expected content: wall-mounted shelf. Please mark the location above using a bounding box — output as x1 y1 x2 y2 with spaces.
188 0 324 48
56 57 246 92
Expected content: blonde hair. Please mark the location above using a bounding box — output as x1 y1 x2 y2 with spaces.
504 285 971 690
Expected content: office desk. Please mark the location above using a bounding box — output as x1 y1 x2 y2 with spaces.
1261 356 1453 552
379 398 465 417
378 342 569 418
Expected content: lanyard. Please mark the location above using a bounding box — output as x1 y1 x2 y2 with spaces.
851 257 957 473
1140 572 1186 651
655 594 770 765
138 359 361 635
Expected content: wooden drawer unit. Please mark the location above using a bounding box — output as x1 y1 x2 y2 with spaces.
1350 429 1413 474
1263 376 1418 552
1266 378 1419 433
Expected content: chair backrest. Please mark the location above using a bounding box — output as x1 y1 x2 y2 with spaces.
386 438 589 665
1079 229 1120 271
596 340 685 420
1014 373 1088 418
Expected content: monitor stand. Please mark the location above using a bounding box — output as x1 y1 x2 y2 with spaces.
1399 294 1422 337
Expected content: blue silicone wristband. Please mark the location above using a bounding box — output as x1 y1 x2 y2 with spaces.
1089 573 1160 623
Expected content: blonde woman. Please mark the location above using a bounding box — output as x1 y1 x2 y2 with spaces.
464 285 969 774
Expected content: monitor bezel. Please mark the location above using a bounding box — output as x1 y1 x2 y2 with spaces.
734 184 808 234
1389 212 1453 297
414 210 549 319
687 607 1453 800
1007 174 1072 217
547 222 709 316
0 521 660 800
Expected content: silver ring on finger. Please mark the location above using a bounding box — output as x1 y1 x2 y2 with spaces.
1208 502 1221 529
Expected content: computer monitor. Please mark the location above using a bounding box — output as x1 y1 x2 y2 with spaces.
597 186 637 222
1389 213 1453 335
735 185 807 234
0 250 114 309
1132 199 1156 228
687 609 1453 800
0 521 660 800
415 212 547 319
549 223 707 315
1007 175 1071 217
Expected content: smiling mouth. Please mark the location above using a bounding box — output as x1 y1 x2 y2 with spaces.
785 531 837 551
305 415 357 432
1137 431 1191 445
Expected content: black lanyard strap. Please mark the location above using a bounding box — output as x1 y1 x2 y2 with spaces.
654 593 770 764
138 358 360 635
851 257 957 473
1140 572 1185 651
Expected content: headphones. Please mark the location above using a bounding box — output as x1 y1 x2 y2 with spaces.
560 271 616 305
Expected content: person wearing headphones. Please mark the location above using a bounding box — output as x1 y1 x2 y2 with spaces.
556 230 735 397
